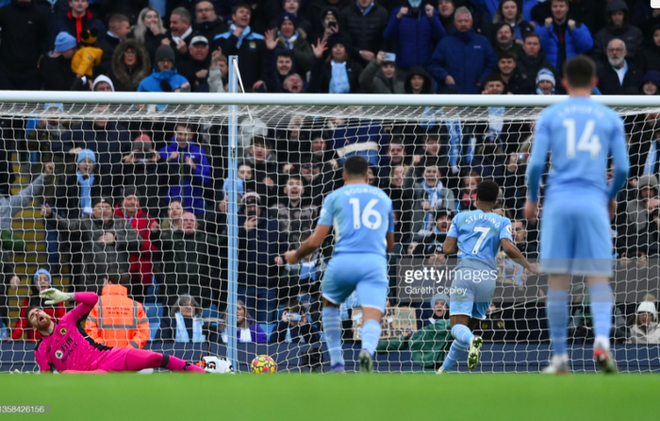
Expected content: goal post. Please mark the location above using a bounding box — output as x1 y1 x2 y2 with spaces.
0 88 659 373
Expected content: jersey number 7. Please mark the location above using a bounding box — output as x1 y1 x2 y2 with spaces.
472 227 490 254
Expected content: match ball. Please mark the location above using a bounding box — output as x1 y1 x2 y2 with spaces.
250 355 277 373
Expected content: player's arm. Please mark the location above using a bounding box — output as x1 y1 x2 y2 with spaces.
40 289 99 323
386 232 395 253
609 117 630 201
500 238 538 273
442 236 458 255
284 224 332 264
525 114 551 220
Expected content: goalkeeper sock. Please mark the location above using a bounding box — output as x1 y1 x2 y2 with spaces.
441 340 469 371
322 307 344 367
451 324 474 344
163 354 206 373
588 282 613 350
546 288 569 356
360 319 381 356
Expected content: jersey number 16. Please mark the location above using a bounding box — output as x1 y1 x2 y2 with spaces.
348 198 382 230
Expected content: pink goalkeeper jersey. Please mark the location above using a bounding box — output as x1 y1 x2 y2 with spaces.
34 292 113 372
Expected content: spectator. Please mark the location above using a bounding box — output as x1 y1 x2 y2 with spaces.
627 174 659 234
243 136 279 205
208 50 228 92
437 0 455 34
282 73 306 93
132 7 168 62
271 300 321 344
628 301 660 344
234 192 286 323
492 22 523 58
281 0 313 37
641 24 660 73
535 68 557 95
160 199 184 232
492 0 533 42
269 13 314 76
383 0 446 70
55 149 102 219
592 0 644 63
84 271 150 349
114 187 159 301
219 299 268 343
49 0 106 49
177 36 212 92
597 39 643 95
108 39 152 92
262 49 296 93
164 7 194 62
511 219 537 259
235 0 281 35
270 174 318 249
11 269 66 341
313 6 345 43
428 7 497 94
26 104 75 179
138 44 190 92
458 171 480 211
213 3 269 91
640 71 660 95
39 32 79 91
119 135 162 216
404 66 433 94
97 14 132 75
306 0 350 37
41 197 143 291
496 50 523 93
151 212 222 310
409 208 451 256
194 0 228 42
411 164 456 234
534 0 593 73
426 293 449 325
309 33 363 93
101 0 148 25
481 72 506 94
92 75 114 92
71 29 104 80
159 295 216 343
0 0 49 90
339 0 389 66
359 51 406 93
158 122 211 216
515 32 558 94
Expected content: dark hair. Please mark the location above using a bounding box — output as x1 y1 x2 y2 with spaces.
277 50 294 60
485 73 506 85
476 180 500 203
523 32 540 42
26 305 41 327
495 22 513 35
343 156 369 178
550 0 569 6
232 3 252 15
498 50 516 61
104 268 122 285
434 210 452 220
563 55 596 89
251 135 271 149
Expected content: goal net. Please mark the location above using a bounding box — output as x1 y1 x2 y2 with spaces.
0 94 659 373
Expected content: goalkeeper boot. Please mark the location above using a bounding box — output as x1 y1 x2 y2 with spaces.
541 354 570 375
467 336 483 370
594 346 618 375
202 356 234 374
358 350 373 373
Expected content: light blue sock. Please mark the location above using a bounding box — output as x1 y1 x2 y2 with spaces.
588 282 613 345
546 288 569 356
441 340 469 371
451 324 474 344
361 319 382 356
322 307 344 366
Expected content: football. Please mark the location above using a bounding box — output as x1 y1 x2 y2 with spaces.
250 355 277 373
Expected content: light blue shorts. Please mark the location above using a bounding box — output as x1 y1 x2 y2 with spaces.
448 261 497 320
322 253 388 311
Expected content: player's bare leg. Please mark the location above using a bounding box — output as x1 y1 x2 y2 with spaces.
359 306 384 373
587 276 618 374
543 275 571 375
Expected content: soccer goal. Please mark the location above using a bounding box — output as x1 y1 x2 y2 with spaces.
0 87 659 373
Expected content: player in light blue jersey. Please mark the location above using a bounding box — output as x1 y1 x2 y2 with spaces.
438 181 537 373
285 156 395 373
525 55 630 375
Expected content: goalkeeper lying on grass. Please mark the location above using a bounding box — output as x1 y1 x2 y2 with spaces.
28 289 231 374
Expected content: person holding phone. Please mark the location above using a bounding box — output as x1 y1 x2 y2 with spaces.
270 301 321 344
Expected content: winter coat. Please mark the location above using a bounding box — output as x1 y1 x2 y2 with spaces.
137 69 190 92
359 59 406 93
308 57 363 93
269 199 318 247
270 321 321 344
213 28 268 90
108 39 152 92
376 318 451 369
515 51 558 94
427 28 497 94
176 57 211 92
193 18 229 44
339 1 389 57
39 53 76 91
629 323 660 344
71 46 103 77
640 24 660 73
95 33 122 75
157 141 211 215
383 7 446 70
0 0 49 71
48 11 106 50
114 207 158 285
272 35 314 76
236 212 286 288
592 0 644 60
597 59 643 95
535 21 594 71
410 181 456 234
55 172 103 219
404 66 434 94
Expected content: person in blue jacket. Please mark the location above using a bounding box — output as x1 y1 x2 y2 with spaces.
137 44 190 92
534 0 593 73
427 6 497 94
383 0 446 70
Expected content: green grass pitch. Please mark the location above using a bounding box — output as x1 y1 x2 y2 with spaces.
2 373 659 420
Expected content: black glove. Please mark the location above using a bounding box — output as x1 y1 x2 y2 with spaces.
160 80 173 92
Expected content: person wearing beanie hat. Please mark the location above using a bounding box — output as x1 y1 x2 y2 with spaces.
39 32 79 91
263 12 313 77
535 68 556 95
137 45 190 93
629 301 660 344
280 0 313 37
428 293 450 324
11 268 66 342
626 173 659 233
309 32 362 93
53 149 100 219
640 70 660 95
92 75 115 92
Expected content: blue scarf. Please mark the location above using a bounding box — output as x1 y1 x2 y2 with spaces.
535 87 556 95
278 30 298 50
77 171 94 214
645 141 657 175
329 60 350 93
230 24 251 48
447 119 462 170
174 312 205 343
466 135 477 164
422 180 444 229
356 1 374 15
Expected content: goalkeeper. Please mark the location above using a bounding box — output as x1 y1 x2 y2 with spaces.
29 289 229 373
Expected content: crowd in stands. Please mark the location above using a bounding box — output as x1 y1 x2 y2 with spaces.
0 0 660 352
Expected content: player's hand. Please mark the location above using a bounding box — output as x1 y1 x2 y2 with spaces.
40 288 70 305
609 198 617 220
524 200 538 223
527 263 541 275
567 19 576 31
284 250 300 265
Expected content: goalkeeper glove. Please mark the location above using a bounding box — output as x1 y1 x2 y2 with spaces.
39 288 74 305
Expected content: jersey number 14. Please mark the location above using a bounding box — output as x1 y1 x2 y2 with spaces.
563 119 601 159
348 198 382 230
